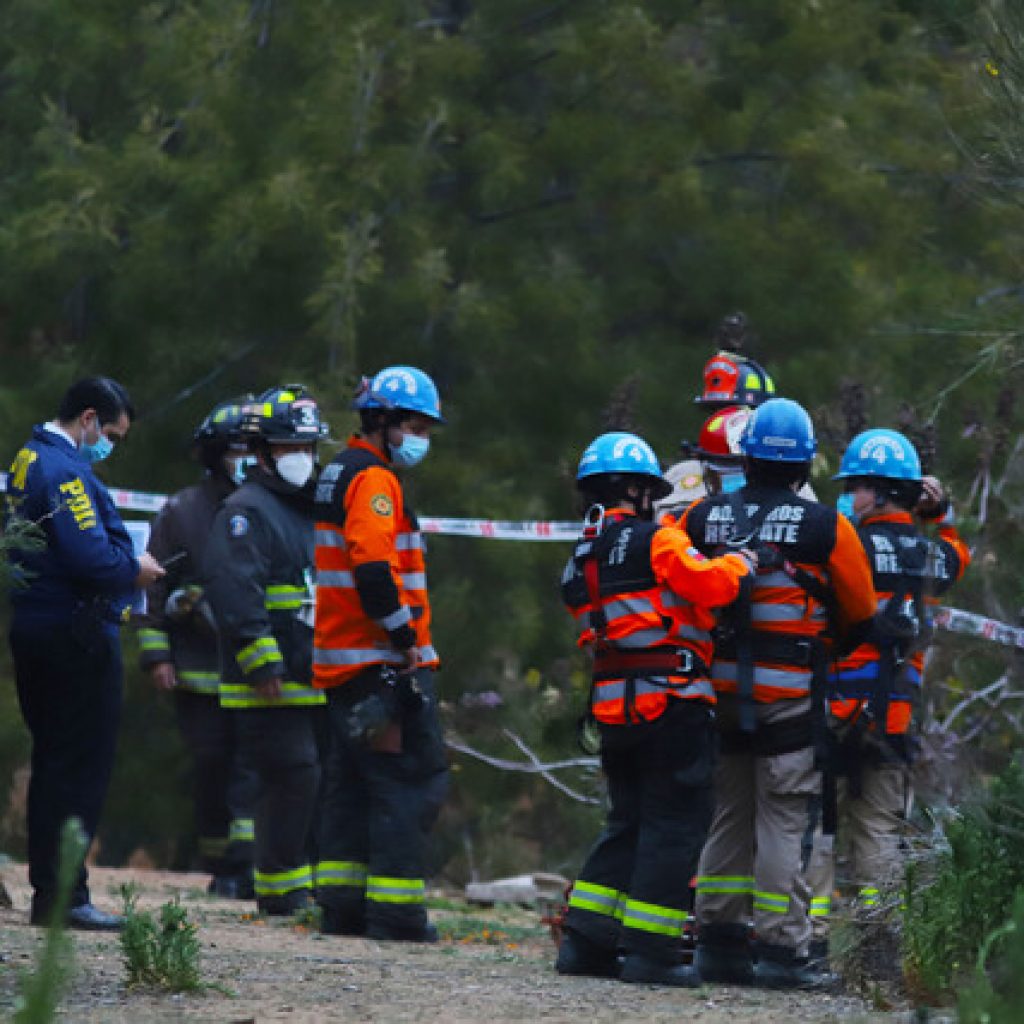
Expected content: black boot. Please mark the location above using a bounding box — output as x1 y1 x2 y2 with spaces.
320 903 366 936
555 928 619 978
695 923 753 985
366 920 438 943
808 937 830 971
752 941 835 990
619 953 698 988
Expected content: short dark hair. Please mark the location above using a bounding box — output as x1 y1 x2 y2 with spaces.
58 377 135 426
746 458 808 490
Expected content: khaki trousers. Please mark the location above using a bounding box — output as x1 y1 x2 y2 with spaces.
804 761 908 938
695 744 820 955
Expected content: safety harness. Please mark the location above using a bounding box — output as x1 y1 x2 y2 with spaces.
577 506 707 727
719 490 837 742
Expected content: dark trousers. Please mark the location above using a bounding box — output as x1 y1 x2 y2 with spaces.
316 668 449 934
10 622 123 913
565 699 717 962
234 705 325 912
174 691 257 876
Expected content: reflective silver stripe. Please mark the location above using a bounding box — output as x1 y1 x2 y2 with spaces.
614 629 672 648
315 528 347 549
399 571 426 590
603 596 661 620
313 644 438 667
756 571 794 588
595 676 716 702
317 569 356 588
395 533 423 551
613 626 711 648
375 606 412 631
750 603 806 623
712 660 812 691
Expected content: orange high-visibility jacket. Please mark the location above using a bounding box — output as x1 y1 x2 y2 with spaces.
829 511 970 735
312 437 438 689
680 487 877 703
561 509 751 724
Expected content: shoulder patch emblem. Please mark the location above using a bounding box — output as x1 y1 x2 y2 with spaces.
229 514 249 537
370 494 393 516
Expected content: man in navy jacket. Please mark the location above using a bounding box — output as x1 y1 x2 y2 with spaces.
6 377 163 930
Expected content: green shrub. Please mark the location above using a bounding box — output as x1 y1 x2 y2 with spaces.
904 757 1024 1001
120 884 201 992
958 891 1024 1023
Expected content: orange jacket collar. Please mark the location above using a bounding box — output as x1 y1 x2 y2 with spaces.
861 510 914 527
349 433 389 463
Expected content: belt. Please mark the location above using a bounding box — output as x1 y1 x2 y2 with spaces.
593 647 708 680
716 632 817 667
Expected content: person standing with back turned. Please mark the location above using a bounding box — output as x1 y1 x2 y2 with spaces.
6 377 164 929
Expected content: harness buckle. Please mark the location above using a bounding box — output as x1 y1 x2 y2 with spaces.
583 503 606 539
677 648 695 674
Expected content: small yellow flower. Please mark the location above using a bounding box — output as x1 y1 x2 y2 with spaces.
985 60 1000 77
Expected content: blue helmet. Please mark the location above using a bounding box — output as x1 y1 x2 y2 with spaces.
740 398 817 463
834 428 922 482
576 432 672 498
355 365 444 423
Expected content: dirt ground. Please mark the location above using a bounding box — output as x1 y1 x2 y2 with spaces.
0 865 908 1023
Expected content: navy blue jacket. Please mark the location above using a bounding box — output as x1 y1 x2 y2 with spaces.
6 425 139 629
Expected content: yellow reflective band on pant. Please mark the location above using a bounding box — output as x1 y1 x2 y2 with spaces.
236 636 285 675
177 670 221 694
366 876 425 905
567 880 623 919
315 861 368 888
138 628 171 653
753 890 790 914
621 898 686 937
859 886 880 907
266 584 306 611
810 896 831 917
254 865 313 896
229 818 255 843
219 682 327 708
696 875 755 895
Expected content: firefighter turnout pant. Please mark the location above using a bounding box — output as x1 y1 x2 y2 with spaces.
315 668 448 938
234 706 325 914
565 699 717 964
695 743 820 957
804 761 909 938
173 691 257 879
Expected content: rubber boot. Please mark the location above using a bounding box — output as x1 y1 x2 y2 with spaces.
808 937 830 971
320 902 366 936
366 920 439 943
752 941 835 990
619 953 699 988
555 928 619 978
694 923 754 985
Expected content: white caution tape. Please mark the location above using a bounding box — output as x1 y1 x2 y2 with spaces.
6 479 1023 650
932 606 1024 651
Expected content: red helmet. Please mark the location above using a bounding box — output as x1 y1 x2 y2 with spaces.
694 352 742 406
696 406 751 461
694 352 776 407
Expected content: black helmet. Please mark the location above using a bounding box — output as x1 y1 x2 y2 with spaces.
240 385 329 444
193 395 253 450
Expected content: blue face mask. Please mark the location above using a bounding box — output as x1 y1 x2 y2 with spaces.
81 430 114 463
391 433 430 469
720 472 746 494
836 493 858 523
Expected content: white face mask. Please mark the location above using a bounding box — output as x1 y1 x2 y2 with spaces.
274 451 315 488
